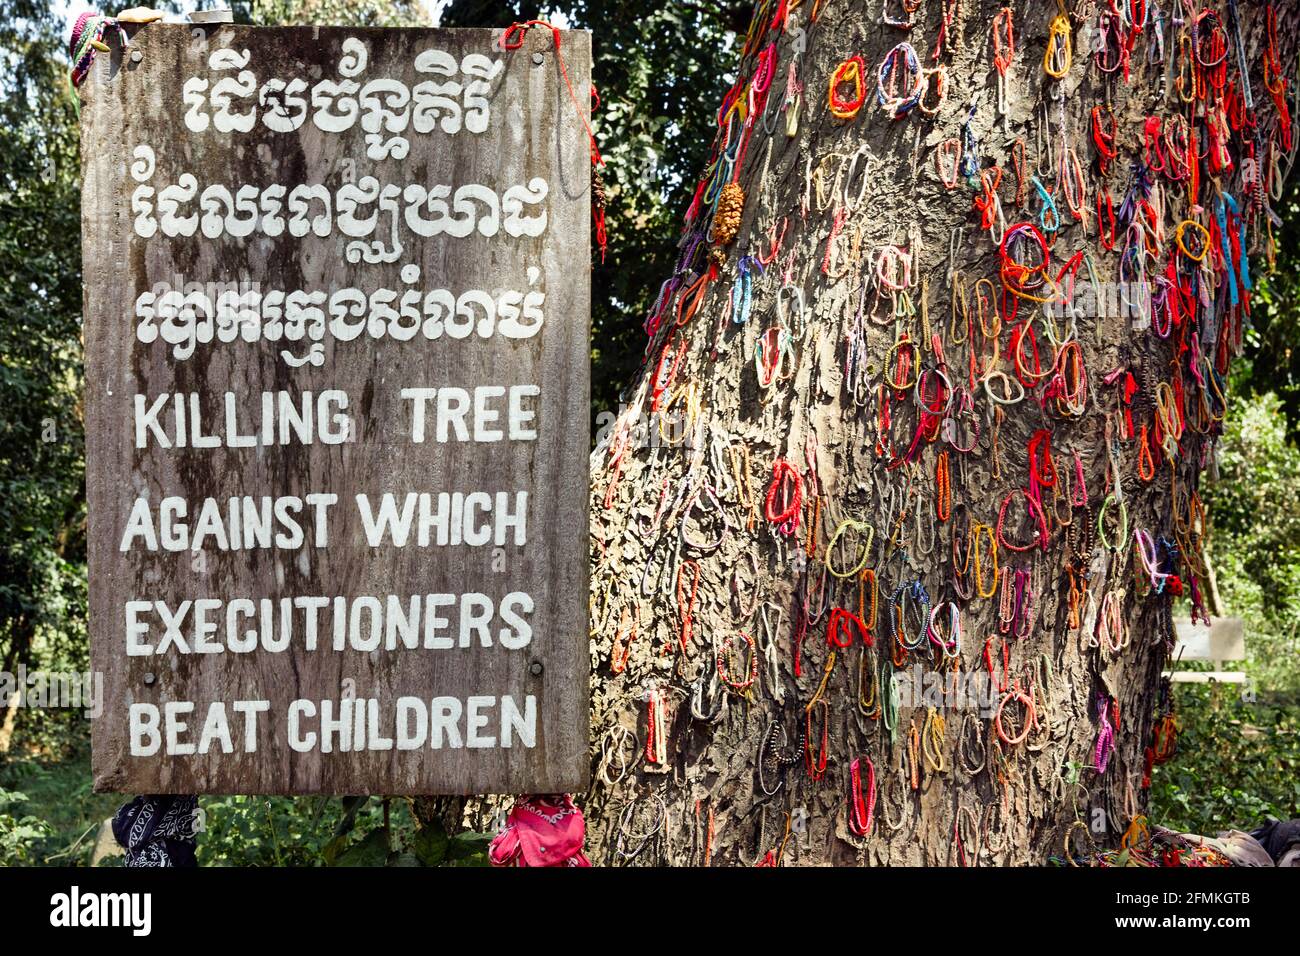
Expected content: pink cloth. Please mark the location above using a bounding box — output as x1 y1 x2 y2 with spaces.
489 795 591 867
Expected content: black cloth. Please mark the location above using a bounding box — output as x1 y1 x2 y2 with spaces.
112 795 199 867
1249 818 1300 864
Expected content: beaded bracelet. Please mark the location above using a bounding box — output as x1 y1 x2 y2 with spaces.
848 756 876 838
765 457 803 525
674 558 700 655
913 486 938 557
717 632 759 691
856 646 881 719
883 330 922 391
922 708 946 772
935 451 952 521
958 713 987 777
888 580 930 651
1093 694 1116 772
972 522 999 599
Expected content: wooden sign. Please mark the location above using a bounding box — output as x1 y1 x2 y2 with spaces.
80 24 591 795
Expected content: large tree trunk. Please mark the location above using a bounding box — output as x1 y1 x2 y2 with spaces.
581 0 1299 865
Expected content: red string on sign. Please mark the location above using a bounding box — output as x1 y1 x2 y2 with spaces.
500 20 607 260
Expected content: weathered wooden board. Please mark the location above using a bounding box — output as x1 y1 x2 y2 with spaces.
81 24 591 794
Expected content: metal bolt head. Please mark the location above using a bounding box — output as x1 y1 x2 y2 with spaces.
531 52 544 65
529 661 544 676
130 50 143 64
143 672 156 686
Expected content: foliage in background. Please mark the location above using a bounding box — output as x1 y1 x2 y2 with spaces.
1239 171 1300 434
0 1 89 738
0 787 52 864
1203 391 1300 694
1149 685 1300 834
197 793 489 866
0 744 116 864
1147 385 1300 840
251 0 429 27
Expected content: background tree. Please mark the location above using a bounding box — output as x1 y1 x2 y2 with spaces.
0 0 88 744
579 1 1300 865
1235 176 1300 432
251 0 430 27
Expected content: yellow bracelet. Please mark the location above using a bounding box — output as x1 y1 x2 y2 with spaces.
826 518 874 578
1044 13 1072 79
1175 219 1211 261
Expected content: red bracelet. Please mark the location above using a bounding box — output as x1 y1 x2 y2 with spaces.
829 55 867 119
1091 105 1118 176
848 756 876 837
828 607 873 649
765 458 803 524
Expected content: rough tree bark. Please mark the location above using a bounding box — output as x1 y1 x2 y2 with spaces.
580 0 1300 865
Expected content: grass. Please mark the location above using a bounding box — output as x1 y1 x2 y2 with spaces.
0 743 123 866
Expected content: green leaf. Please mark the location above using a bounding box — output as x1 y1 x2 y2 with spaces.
412 825 449 866
320 834 348 866
332 827 390 867
445 830 493 866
